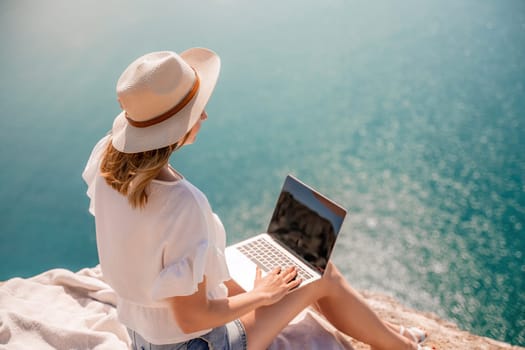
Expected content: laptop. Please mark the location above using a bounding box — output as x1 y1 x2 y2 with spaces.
225 174 347 291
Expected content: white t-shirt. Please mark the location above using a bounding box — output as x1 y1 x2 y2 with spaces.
82 135 231 344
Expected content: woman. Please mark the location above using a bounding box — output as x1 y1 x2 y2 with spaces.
83 48 435 350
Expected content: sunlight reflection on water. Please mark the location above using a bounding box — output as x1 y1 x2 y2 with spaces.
1 0 524 345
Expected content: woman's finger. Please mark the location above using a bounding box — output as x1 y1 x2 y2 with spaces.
281 266 293 273
255 266 262 280
283 266 298 281
289 277 302 289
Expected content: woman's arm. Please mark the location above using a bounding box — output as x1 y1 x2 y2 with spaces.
169 267 300 334
224 278 245 296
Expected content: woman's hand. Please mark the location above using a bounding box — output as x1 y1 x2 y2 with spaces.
252 266 302 306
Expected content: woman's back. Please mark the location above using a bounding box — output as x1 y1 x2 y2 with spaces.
83 136 230 343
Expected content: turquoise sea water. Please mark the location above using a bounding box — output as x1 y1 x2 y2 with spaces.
1 0 524 346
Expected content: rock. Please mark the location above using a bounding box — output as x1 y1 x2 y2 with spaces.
349 290 524 350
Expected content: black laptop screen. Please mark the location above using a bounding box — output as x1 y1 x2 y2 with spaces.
266 175 346 272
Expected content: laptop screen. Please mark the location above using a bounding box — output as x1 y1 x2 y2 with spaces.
266 175 347 273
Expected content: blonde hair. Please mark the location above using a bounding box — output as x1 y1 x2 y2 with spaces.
100 134 190 209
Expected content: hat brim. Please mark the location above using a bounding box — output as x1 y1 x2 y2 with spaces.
111 48 221 153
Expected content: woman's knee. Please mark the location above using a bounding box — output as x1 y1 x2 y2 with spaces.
322 262 346 286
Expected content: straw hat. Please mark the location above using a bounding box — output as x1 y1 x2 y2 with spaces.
111 48 220 153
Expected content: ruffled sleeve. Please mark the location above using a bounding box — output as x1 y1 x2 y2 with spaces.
187 213 231 295
205 213 231 287
151 239 210 299
82 135 111 215
151 184 230 300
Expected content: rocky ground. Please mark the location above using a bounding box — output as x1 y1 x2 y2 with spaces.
346 290 524 350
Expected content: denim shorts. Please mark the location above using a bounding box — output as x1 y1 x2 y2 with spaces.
127 319 247 350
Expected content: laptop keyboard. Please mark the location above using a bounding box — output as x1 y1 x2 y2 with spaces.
236 237 315 281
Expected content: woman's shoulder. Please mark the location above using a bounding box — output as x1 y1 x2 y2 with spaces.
87 135 111 162
151 178 211 212
177 179 211 210
82 135 111 188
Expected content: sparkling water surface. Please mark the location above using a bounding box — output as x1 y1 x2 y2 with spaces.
1 0 524 345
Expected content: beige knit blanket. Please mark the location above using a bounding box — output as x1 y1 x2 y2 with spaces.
0 266 353 350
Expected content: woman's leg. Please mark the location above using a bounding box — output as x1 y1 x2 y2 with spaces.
239 262 416 350
239 277 326 350
314 263 412 349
